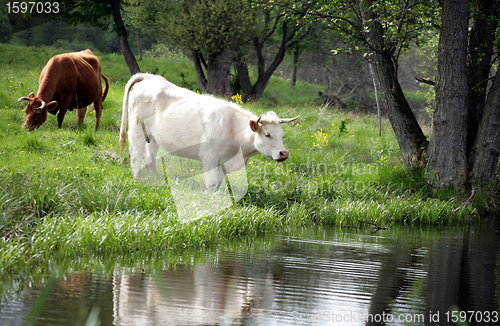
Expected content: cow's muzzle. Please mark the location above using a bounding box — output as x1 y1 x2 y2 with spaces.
276 150 289 162
23 123 39 130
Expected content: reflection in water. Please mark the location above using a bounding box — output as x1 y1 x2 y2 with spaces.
424 218 499 326
1 216 499 326
113 259 280 325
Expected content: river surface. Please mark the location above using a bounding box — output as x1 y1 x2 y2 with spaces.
1 215 499 326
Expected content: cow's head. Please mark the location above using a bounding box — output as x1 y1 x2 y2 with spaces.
18 93 58 129
249 111 300 162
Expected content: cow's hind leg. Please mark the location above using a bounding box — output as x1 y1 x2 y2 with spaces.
93 99 103 130
77 106 87 127
128 121 147 179
143 137 160 176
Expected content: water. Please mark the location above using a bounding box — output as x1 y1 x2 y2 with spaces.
1 216 499 326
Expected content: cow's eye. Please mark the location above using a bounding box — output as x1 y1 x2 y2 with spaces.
265 133 271 139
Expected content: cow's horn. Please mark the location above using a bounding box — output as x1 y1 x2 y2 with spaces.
280 115 300 123
34 101 46 110
256 115 262 123
18 96 30 102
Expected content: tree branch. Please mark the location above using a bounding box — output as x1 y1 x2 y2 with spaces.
415 76 436 86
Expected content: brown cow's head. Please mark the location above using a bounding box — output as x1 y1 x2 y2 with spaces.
18 93 58 129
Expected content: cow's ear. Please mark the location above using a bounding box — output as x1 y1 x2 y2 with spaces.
249 119 261 132
46 101 58 113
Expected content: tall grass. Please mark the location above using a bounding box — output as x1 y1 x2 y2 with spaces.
0 43 496 277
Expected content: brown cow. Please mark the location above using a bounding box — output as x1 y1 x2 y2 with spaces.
18 49 109 130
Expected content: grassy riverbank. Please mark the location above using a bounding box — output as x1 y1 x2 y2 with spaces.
0 43 497 275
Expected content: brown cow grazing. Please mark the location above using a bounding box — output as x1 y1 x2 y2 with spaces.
18 49 109 130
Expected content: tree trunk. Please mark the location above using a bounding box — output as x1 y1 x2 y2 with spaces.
249 32 289 101
368 62 382 137
118 34 140 75
206 48 233 98
112 0 140 75
191 49 207 93
137 28 142 60
470 70 500 184
466 0 499 164
360 0 428 168
289 46 299 89
234 50 252 102
467 0 500 185
426 0 470 189
191 38 236 98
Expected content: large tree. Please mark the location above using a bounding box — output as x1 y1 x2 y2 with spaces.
234 4 316 101
426 0 470 188
426 0 500 187
127 0 315 101
278 0 500 190
126 0 251 98
272 0 435 168
358 0 431 169
62 0 140 75
465 0 500 185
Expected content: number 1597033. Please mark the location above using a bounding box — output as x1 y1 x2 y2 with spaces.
6 2 59 14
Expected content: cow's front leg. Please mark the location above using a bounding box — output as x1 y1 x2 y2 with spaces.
203 165 225 190
200 145 225 190
56 107 68 128
77 106 87 127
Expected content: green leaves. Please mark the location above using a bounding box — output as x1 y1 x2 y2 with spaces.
126 0 252 54
271 0 441 57
61 0 114 31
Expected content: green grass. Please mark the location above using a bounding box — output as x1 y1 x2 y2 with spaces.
0 43 496 277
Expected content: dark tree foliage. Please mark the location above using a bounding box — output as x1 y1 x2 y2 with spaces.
126 0 250 97
0 2 12 43
61 0 140 75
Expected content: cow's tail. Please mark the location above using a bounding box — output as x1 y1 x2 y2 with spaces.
101 74 109 103
120 73 148 155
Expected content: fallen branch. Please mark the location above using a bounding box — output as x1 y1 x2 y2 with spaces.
439 187 475 222
344 187 362 199
359 220 389 231
1 213 35 241
451 187 475 215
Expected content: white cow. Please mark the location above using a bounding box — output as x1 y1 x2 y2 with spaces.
119 73 299 190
